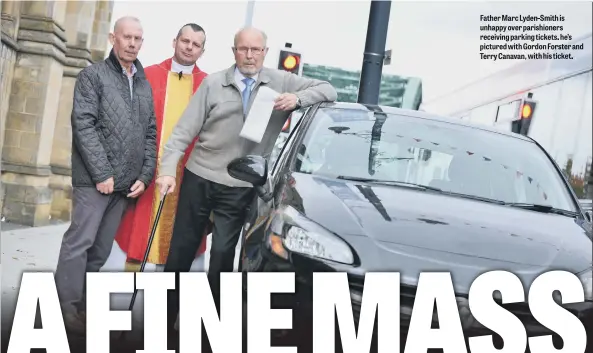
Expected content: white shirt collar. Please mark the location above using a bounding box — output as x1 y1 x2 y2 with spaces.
234 67 258 91
171 59 195 75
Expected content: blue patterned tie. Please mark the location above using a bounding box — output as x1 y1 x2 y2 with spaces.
242 77 255 113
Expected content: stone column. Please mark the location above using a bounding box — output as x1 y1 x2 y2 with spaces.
1 1 67 226
1 1 21 40
90 0 114 62
49 0 98 222
0 1 21 212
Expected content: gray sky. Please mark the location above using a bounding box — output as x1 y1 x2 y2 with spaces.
111 1 592 100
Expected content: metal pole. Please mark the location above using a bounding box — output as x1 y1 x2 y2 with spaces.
587 160 593 199
357 0 391 105
245 0 255 27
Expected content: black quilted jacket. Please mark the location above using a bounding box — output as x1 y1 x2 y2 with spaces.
70 49 157 193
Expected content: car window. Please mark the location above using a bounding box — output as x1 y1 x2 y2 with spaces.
293 107 577 212
271 108 308 175
270 134 287 172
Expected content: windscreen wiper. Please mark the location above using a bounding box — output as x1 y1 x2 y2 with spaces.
336 176 508 205
505 203 578 217
437 190 507 205
336 176 443 192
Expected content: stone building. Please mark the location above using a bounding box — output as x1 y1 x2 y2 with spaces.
1 0 114 226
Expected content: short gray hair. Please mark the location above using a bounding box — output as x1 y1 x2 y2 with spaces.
113 16 142 33
233 26 268 47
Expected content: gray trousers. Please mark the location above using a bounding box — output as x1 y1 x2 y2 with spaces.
54 186 128 315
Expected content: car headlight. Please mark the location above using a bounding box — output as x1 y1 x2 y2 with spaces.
268 206 354 264
577 268 592 301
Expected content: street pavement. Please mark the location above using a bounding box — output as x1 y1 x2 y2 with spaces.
1 221 241 347
1 223 355 353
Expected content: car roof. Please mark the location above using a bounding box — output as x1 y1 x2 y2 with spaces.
318 102 534 142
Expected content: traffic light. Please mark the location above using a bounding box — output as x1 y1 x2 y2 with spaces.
520 99 536 119
512 97 537 135
278 44 302 75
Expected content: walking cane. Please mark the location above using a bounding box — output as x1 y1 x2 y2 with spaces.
119 186 169 342
129 187 168 309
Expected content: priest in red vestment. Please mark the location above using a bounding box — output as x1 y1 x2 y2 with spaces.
114 24 211 272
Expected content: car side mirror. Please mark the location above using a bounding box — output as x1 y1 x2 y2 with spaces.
227 155 268 186
228 155 273 202
586 211 592 223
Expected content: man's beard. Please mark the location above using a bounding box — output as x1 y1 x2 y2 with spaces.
238 65 259 76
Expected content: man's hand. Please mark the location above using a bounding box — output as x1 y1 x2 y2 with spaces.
156 176 176 196
274 93 299 111
96 177 114 195
127 180 146 198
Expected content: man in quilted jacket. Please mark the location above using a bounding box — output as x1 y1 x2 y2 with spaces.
54 16 157 335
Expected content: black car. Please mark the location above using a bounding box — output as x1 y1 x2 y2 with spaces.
228 102 593 351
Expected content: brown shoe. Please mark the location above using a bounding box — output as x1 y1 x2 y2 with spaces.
64 312 86 336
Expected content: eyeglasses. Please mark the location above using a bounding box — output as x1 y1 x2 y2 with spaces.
234 47 265 55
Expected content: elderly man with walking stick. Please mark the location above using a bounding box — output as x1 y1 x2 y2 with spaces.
155 26 337 347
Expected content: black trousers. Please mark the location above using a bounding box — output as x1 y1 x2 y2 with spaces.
164 168 255 332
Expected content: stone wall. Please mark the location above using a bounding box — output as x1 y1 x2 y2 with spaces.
48 0 100 223
0 42 18 212
90 1 114 62
0 0 20 214
1 0 113 226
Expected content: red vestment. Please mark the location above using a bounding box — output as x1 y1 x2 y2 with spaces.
114 58 209 266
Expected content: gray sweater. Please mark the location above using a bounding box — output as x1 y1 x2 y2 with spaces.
159 64 338 187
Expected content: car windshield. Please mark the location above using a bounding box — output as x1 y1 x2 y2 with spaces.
292 107 577 212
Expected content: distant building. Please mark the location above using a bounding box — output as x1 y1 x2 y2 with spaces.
302 63 423 110
420 33 593 199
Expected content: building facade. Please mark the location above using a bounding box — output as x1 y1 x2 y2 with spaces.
302 63 423 110
421 33 593 199
1 0 114 226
